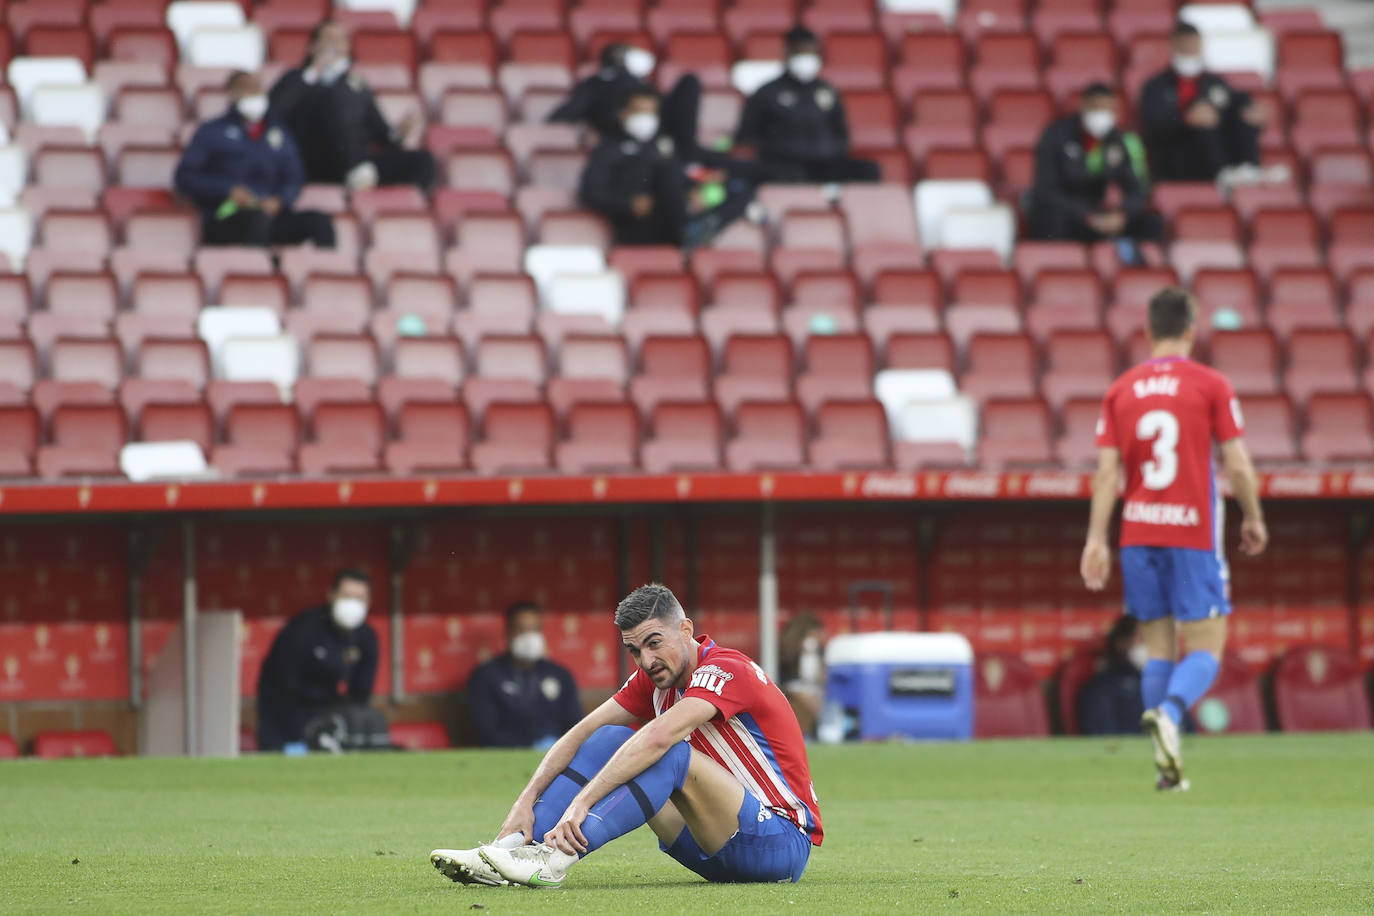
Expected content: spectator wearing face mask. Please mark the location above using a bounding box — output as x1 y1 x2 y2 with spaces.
549 42 705 153
255 568 379 752
465 601 582 750
1139 21 1275 185
174 71 335 249
778 613 827 737
733 26 881 184
1028 82 1162 256
269 19 436 192
1078 615 1148 736
579 89 757 248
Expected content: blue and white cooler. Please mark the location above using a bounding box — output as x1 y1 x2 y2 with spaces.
819 632 975 741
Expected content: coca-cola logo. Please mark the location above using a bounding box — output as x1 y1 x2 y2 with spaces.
859 474 918 498
1024 473 1085 496
1267 473 1323 496
942 473 1001 497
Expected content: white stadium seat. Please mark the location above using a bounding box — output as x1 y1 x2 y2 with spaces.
875 368 960 424
0 208 34 267
31 84 107 144
7 57 87 117
166 1 246 52
523 244 606 300
939 204 1017 262
0 147 28 207
337 0 418 28
1179 3 1257 35
120 442 213 482
545 271 626 326
1203 30 1276 83
197 306 282 375
913 180 992 250
187 26 266 71
731 61 785 96
221 335 300 396
881 0 958 24
895 398 978 452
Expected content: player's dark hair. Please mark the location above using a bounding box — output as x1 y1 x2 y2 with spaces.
1081 81 1114 100
1147 287 1196 341
785 26 818 51
601 42 627 69
504 600 541 629
1172 21 1201 40
614 584 684 631
225 70 252 92
331 567 370 591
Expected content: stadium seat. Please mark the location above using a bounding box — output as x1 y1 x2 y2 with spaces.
8 57 87 115
905 91 979 160
714 335 793 415
470 402 554 475
725 401 805 472
892 31 965 96
809 399 890 470
555 401 639 474
463 335 546 420
960 333 1036 404
796 335 874 414
455 274 537 348
384 401 468 475
1273 646 1372 732
1041 330 1115 409
1236 394 1297 465
32 729 119 759
630 336 711 416
975 653 1050 738
38 404 127 478
214 402 298 476
298 400 385 475
639 401 722 474
979 398 1053 468
31 84 106 143
0 404 40 476
1196 652 1267 734
1209 330 1278 397
0 733 17 757
1285 329 1357 404
1054 397 1102 469
121 440 210 481
1301 392 1374 463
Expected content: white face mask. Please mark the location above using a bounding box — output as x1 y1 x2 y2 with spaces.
1128 644 1149 672
1173 55 1204 78
331 597 367 630
322 56 351 83
1082 109 1116 139
624 111 659 142
798 635 822 684
623 48 656 79
510 631 546 663
787 53 823 84
236 94 269 123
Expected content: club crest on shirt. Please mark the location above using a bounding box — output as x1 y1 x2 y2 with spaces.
1107 145 1123 168
814 87 835 111
540 676 561 701
1209 85 1229 108
689 663 734 696
267 127 284 149
778 90 796 107
1065 142 1082 158
656 136 675 157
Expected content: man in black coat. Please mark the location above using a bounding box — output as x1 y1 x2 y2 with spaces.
175 71 334 248
734 26 879 183
579 89 755 248
465 602 583 749
550 42 703 154
1138 21 1269 183
269 20 435 191
256 568 379 751
1029 82 1162 248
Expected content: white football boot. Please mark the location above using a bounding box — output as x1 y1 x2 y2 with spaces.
431 832 523 886
479 842 575 889
1141 708 1183 786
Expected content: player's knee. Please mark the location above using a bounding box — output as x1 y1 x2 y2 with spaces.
585 724 635 754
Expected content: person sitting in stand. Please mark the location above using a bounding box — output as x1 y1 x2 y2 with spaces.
175 71 335 249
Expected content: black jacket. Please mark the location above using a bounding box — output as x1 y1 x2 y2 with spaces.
579 133 688 245
1139 68 1250 179
175 109 304 217
466 653 582 748
1030 115 1147 221
256 604 379 750
735 72 849 163
549 66 653 138
269 67 395 183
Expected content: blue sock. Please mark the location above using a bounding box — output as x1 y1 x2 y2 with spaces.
1161 651 1220 725
1142 659 1174 711
532 725 634 840
578 738 691 855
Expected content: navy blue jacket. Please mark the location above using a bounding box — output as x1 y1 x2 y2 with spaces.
256 604 379 751
466 654 582 748
175 109 305 217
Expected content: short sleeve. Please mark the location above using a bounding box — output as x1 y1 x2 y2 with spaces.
681 653 765 721
612 667 654 720
1211 374 1243 443
1094 388 1119 449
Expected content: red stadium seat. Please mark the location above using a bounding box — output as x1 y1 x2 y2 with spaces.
630 336 711 416
725 401 806 472
1301 392 1374 463
547 335 629 418
982 88 1055 160
796 334 873 414
892 32 965 96
824 31 889 91
979 397 1053 468
37 404 127 478
714 335 793 415
0 733 17 757
140 401 213 452
0 405 40 476
1238 394 1298 465
388 721 451 750
1041 330 1114 409
1025 269 1103 341
1285 329 1357 404
214 403 298 476
640 401 722 474
1209 330 1279 397
1054 397 1102 469
975 652 1050 738
904 90 978 159
32 729 119 759
1197 652 1267 735
1273 646 1372 732
385 401 469 475
555 401 639 473
969 33 1042 102
299 401 385 475
885 332 955 373
470 402 554 474
1290 89 1362 157
463 335 546 420
809 399 889 470
960 333 1036 403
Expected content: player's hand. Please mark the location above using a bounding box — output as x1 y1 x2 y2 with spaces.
1185 100 1220 129
395 110 420 141
1239 516 1268 556
260 196 282 217
1080 538 1112 591
495 800 535 846
1089 210 1126 236
630 193 654 218
229 185 259 208
1242 99 1269 127
545 802 590 856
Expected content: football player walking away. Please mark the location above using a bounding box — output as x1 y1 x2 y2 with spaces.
1081 287 1267 790
430 583 821 887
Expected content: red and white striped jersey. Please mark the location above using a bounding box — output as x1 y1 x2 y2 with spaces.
613 635 824 845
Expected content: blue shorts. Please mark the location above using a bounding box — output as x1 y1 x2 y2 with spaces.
1120 545 1231 623
660 791 812 883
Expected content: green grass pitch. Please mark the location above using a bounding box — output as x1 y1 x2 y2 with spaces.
4 733 1373 914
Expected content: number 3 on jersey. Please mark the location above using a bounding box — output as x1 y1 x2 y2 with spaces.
1136 409 1179 490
